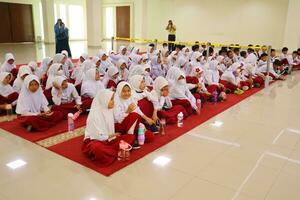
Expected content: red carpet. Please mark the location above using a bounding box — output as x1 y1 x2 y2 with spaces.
0 115 87 142
48 87 262 176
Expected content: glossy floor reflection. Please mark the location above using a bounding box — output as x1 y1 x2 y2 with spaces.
0 41 147 64
1 44 300 200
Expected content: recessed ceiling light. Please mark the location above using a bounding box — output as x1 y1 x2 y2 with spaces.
152 156 171 167
210 120 223 127
6 159 27 169
89 198 96 200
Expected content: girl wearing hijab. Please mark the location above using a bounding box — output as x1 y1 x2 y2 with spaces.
130 54 143 68
151 76 187 124
117 46 130 65
73 60 95 94
106 66 120 91
114 82 154 147
0 72 18 105
51 76 83 117
81 68 105 99
28 61 43 80
13 65 32 93
186 66 211 102
204 60 226 96
0 53 18 78
41 57 53 75
169 68 197 116
150 55 165 79
71 53 89 81
82 89 136 166
16 75 64 132
61 50 74 78
129 75 159 133
175 56 191 76
117 59 129 81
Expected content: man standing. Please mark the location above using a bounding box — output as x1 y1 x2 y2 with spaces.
54 19 72 57
166 20 176 52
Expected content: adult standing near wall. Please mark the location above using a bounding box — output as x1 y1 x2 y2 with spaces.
166 20 176 52
54 19 72 57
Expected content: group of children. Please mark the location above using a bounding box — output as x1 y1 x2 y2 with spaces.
0 43 299 165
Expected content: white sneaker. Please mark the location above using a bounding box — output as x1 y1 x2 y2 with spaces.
242 86 249 91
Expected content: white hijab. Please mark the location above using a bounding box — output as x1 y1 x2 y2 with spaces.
16 75 49 115
28 61 42 79
117 59 129 81
13 65 32 93
1 53 15 72
81 68 105 98
46 63 63 89
41 57 52 74
152 76 172 109
114 81 136 109
75 60 95 86
84 89 115 141
52 53 65 64
51 76 76 103
0 72 15 96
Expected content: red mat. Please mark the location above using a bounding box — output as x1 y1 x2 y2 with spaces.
48 87 262 176
0 115 87 142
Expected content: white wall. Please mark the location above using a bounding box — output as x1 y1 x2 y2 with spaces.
144 0 289 49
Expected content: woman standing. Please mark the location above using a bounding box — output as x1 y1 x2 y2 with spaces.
54 19 72 57
166 20 176 53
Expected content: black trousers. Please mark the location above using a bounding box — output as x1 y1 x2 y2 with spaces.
168 34 176 52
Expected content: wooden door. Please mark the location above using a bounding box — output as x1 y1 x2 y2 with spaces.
116 6 130 38
9 3 35 42
0 3 12 43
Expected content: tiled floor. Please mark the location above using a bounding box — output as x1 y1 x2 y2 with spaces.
1 42 300 200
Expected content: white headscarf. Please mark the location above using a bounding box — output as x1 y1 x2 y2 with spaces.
41 57 52 74
16 75 49 115
81 68 105 98
52 53 65 64
0 72 15 96
117 59 129 81
152 76 172 109
130 54 142 67
1 53 15 72
13 65 32 93
129 75 144 93
74 60 95 86
46 63 63 89
84 89 115 141
61 50 69 58
51 76 78 104
28 61 42 79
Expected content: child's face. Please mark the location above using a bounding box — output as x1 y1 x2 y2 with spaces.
157 57 162 64
8 59 14 65
28 80 39 93
142 59 148 64
3 74 11 85
271 51 276 57
121 85 131 100
120 63 127 70
228 52 234 59
282 50 288 54
122 48 127 55
80 57 85 63
138 59 142 64
101 55 107 61
61 80 68 90
61 57 67 65
107 94 115 109
178 75 185 80
96 60 101 67
292 53 297 58
139 79 146 91
160 85 169 97
95 71 101 81
261 56 267 62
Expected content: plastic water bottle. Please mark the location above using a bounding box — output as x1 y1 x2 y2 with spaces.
137 123 145 145
160 118 166 135
5 104 13 122
212 91 218 103
177 112 183 127
196 99 201 114
68 113 75 133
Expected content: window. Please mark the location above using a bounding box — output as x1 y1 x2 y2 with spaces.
68 5 84 40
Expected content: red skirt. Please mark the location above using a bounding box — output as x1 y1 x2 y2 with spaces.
115 112 154 143
107 80 117 90
253 76 264 86
82 134 135 166
220 80 238 92
0 92 18 104
158 105 187 124
171 99 193 116
52 102 80 119
17 111 64 131
137 98 154 118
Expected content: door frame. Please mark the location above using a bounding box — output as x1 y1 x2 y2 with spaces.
102 2 133 39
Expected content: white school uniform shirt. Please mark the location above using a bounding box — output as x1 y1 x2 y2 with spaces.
151 76 172 111
113 82 144 123
0 53 16 73
51 76 82 106
150 56 165 79
168 68 197 109
221 70 241 86
16 75 50 116
13 65 32 93
256 63 280 79
81 68 105 98
84 89 115 141
245 53 258 66
204 60 220 85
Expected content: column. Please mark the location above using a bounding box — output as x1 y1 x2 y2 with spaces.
41 0 55 44
86 0 102 47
